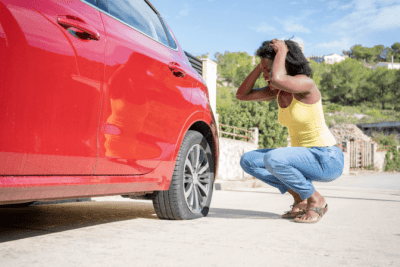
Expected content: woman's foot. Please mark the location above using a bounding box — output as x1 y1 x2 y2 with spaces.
282 201 307 219
293 190 328 223
282 189 307 219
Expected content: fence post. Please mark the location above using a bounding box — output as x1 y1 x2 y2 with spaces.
342 141 350 175
371 143 375 169
249 127 259 147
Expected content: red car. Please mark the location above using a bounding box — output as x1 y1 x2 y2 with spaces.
0 0 219 220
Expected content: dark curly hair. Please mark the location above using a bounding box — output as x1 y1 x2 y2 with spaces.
256 40 312 78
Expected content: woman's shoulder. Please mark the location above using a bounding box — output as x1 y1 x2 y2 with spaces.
293 82 321 104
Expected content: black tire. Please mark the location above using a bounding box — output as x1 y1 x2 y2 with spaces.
0 202 35 208
152 130 215 220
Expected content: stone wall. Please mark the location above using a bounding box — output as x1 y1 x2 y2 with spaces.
330 123 388 171
330 123 374 144
216 137 258 181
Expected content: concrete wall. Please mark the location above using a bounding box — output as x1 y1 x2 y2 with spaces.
216 138 390 183
342 141 350 175
200 58 217 119
216 138 392 183
216 137 258 181
374 150 387 172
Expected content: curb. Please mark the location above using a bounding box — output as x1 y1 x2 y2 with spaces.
214 179 270 191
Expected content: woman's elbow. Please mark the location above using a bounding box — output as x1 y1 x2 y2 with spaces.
270 76 284 88
236 93 245 100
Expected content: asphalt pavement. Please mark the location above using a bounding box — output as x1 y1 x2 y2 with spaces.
0 173 399 267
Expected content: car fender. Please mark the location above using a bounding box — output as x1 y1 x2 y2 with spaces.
145 110 208 191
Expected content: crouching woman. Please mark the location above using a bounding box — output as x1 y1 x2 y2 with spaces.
237 39 344 223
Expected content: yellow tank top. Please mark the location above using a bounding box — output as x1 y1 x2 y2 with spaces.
278 92 336 147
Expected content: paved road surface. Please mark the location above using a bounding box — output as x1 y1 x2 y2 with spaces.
1 173 399 267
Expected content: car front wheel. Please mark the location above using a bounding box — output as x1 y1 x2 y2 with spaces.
152 130 214 220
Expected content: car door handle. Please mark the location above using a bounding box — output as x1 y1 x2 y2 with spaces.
57 16 100 41
168 62 186 77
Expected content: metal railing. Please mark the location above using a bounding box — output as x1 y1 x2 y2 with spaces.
218 124 253 142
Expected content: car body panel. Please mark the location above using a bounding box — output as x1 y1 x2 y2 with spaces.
0 0 219 205
0 111 212 204
95 10 198 175
0 0 105 175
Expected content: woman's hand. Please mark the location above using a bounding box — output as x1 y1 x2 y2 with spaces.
270 39 288 54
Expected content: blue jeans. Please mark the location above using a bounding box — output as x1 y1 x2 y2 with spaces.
240 146 344 200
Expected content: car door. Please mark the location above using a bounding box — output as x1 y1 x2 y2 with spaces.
94 0 198 175
0 0 105 175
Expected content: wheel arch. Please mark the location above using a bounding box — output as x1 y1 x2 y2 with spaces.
155 111 219 192
188 121 217 174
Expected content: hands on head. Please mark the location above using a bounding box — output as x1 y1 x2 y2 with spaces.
270 39 288 54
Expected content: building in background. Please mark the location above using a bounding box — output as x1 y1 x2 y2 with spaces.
373 62 400 70
324 53 348 65
308 55 325 64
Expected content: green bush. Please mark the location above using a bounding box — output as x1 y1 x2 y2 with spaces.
372 133 400 172
372 133 400 147
384 146 400 172
342 105 363 115
218 99 288 148
326 103 343 113
365 108 382 117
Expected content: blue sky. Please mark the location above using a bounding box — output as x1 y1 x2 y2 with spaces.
150 0 400 59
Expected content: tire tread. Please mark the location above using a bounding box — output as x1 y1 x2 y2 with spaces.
152 130 214 220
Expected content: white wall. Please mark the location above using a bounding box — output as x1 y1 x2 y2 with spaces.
324 54 347 65
217 138 258 181
200 58 217 118
373 62 400 70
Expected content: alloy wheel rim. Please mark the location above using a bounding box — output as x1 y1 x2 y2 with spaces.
183 144 210 213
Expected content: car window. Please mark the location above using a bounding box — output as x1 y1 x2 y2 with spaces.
84 0 97 6
98 0 108 12
161 18 177 50
107 0 169 47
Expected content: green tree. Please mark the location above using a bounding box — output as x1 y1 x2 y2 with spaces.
309 61 332 101
214 51 253 86
371 44 385 62
342 49 352 58
363 67 396 109
391 42 400 62
215 51 268 89
217 95 288 148
351 44 374 62
196 54 209 59
234 62 254 87
216 86 234 114
393 69 400 110
320 58 368 105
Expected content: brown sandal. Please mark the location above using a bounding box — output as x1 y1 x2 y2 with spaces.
293 204 328 223
282 203 307 219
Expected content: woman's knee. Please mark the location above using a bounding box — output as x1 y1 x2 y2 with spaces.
263 149 288 170
240 149 272 169
240 152 253 169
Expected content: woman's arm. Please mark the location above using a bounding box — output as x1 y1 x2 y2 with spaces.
236 64 277 101
269 39 315 94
